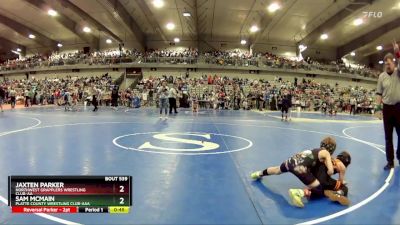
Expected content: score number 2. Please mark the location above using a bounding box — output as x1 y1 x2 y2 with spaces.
119 185 125 205
119 185 126 205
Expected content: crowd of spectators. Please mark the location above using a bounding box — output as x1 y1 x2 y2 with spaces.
203 49 258 67
0 73 114 107
0 72 377 115
261 52 380 78
140 48 198 64
134 74 377 114
0 48 380 78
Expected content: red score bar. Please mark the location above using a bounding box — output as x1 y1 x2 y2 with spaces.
12 206 77 213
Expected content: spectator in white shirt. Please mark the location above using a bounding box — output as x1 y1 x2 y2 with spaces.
158 81 169 119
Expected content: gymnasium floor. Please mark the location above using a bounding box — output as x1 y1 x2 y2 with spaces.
0 106 397 225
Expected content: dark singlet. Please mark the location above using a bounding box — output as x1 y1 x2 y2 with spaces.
286 148 321 170
281 148 324 185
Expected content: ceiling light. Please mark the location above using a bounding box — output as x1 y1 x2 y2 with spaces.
376 45 383 51
166 22 175 30
353 18 363 26
268 2 281 13
153 0 164 8
106 39 112 44
48 9 58 16
28 34 36 39
16 48 21 52
350 52 355 56
241 40 247 45
57 43 63 47
379 60 384 64
174 37 180 43
250 25 259 33
183 12 191 17
83 27 91 33
320 33 328 40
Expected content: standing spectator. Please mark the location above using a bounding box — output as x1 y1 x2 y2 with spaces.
148 89 154 107
78 89 83 102
270 95 277 110
158 81 169 119
260 90 265 110
350 97 356 115
28 89 34 106
9 87 16 109
132 93 141 108
281 94 290 121
376 45 400 170
264 91 270 110
33 90 37 105
287 91 293 120
256 90 263 111
141 90 148 107
24 89 30 107
168 84 178 114
63 89 72 111
92 87 99 112
321 100 328 115
300 98 306 111
0 85 5 112
111 86 119 108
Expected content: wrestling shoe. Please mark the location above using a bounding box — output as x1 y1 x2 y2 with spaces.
324 190 350 206
250 171 262 180
288 189 305 208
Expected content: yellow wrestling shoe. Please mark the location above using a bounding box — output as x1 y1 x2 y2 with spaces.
250 171 262 180
288 189 305 208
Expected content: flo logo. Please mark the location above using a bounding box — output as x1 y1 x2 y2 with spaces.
363 11 383 18
112 132 253 155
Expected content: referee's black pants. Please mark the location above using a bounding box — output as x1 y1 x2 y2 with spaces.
383 103 400 164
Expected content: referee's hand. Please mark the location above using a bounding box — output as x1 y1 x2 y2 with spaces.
374 104 382 112
374 105 383 120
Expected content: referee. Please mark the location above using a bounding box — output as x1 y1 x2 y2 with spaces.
376 41 400 170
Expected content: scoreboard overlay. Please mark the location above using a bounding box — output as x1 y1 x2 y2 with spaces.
8 176 132 214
